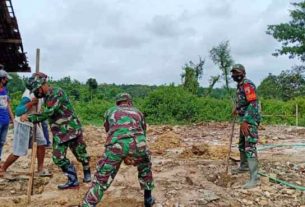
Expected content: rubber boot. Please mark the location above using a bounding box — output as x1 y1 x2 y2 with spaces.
243 158 259 189
144 190 155 207
83 164 91 183
231 152 249 174
58 163 80 190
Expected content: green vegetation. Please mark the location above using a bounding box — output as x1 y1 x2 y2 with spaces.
181 58 204 95
258 67 305 101
5 73 305 126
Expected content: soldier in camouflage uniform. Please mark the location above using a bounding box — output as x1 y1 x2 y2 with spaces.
20 72 91 190
231 64 261 189
82 93 155 207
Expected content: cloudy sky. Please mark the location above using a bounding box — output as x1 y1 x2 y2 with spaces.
13 0 301 87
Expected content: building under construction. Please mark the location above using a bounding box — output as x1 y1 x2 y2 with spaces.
0 0 30 72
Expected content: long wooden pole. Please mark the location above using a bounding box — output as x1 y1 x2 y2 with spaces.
27 48 40 204
225 115 236 174
35 49 40 73
295 104 299 126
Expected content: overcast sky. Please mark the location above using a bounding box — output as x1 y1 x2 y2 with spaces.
13 0 302 87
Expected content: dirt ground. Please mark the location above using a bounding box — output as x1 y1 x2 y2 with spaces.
0 123 305 207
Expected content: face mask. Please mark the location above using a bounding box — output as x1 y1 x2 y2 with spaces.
34 89 45 98
231 74 244 82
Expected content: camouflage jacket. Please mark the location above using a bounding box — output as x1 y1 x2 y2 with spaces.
235 78 261 125
104 104 146 145
28 87 82 143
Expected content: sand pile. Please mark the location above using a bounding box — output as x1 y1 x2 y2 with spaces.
150 131 182 154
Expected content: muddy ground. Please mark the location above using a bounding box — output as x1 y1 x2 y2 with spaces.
0 123 305 207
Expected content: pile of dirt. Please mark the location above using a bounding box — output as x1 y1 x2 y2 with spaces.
179 144 209 158
179 144 239 160
150 131 182 154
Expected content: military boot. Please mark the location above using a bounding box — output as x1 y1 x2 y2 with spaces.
144 190 155 207
231 152 249 174
243 158 259 189
83 164 91 183
58 163 80 190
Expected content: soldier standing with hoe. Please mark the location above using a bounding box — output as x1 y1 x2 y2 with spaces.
231 64 261 189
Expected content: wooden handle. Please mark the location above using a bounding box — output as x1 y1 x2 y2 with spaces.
27 140 37 203
225 116 236 174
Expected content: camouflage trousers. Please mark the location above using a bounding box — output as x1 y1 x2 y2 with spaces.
238 123 258 158
82 135 154 207
52 133 90 168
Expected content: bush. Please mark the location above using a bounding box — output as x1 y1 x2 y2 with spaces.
196 98 232 122
142 85 199 124
73 99 112 125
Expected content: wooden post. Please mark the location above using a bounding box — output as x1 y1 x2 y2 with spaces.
27 48 40 204
295 104 299 126
35 49 40 73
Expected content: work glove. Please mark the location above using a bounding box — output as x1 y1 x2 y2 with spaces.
241 121 249 136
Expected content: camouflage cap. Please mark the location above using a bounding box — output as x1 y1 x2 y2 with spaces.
115 92 132 103
25 72 48 92
231 64 245 73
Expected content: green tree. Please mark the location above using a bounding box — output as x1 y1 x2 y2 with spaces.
70 89 81 101
209 41 234 96
258 67 305 100
206 75 220 96
86 78 98 102
257 73 281 99
7 73 25 93
120 84 157 98
267 1 305 61
277 66 305 100
181 57 205 94
50 76 84 101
